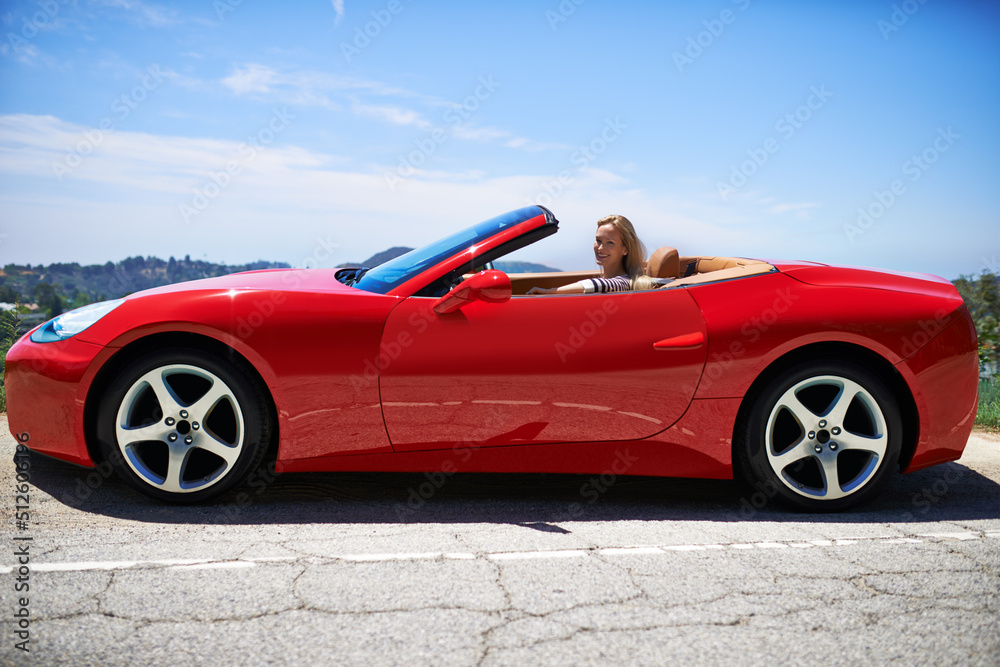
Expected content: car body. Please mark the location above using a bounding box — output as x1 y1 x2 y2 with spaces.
5 206 980 510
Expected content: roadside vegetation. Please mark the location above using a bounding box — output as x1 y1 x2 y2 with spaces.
954 271 999 430
978 379 1000 431
0 300 27 412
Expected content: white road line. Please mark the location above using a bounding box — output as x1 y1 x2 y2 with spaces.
169 561 257 571
598 547 665 556
2 533 995 574
488 549 589 561
917 532 979 541
338 552 474 562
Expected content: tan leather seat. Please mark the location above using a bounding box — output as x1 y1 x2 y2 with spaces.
645 246 680 279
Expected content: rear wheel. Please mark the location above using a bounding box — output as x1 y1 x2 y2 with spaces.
738 360 902 512
96 348 272 503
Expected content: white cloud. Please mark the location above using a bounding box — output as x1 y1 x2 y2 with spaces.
0 114 918 276
331 0 345 25
350 102 431 130
0 114 740 267
219 64 563 152
221 64 280 95
94 0 180 27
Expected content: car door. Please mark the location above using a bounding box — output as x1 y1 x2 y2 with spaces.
378 287 708 451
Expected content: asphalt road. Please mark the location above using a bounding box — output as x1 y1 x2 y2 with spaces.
2 416 998 666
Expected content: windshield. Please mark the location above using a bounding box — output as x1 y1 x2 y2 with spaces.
352 206 545 295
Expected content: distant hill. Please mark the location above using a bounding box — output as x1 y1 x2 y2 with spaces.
0 255 290 315
338 247 561 274
494 260 561 274
337 247 413 268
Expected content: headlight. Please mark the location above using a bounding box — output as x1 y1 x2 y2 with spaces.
29 299 125 343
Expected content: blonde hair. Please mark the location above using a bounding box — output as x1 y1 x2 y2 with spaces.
632 275 659 291
596 214 647 283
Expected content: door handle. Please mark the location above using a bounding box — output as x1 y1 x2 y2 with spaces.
653 332 705 350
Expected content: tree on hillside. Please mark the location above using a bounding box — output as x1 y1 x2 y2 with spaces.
955 271 999 371
0 285 19 303
33 282 63 319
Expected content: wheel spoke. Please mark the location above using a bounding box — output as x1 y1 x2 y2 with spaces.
187 381 236 423
193 433 241 467
142 369 185 414
818 455 847 500
770 439 814 469
837 431 888 458
774 388 817 425
116 422 171 448
823 378 865 426
160 444 191 494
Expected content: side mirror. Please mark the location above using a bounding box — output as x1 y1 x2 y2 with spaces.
433 270 512 315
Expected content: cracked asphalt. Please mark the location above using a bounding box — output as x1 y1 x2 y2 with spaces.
2 417 998 666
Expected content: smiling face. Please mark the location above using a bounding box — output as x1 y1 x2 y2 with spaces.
594 223 627 277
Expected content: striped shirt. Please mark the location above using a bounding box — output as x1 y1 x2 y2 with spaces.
583 275 632 293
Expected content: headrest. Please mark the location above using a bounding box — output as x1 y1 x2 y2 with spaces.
645 246 680 279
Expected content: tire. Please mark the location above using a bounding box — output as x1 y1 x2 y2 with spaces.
96 348 272 503
737 359 902 512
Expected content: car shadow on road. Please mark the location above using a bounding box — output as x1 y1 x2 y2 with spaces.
21 448 1000 527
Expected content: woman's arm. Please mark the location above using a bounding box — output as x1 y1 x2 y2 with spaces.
526 281 588 295
527 276 632 295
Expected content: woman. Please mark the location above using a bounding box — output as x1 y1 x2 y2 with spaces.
527 214 647 294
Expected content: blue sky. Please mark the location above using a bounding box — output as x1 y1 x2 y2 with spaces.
0 0 997 279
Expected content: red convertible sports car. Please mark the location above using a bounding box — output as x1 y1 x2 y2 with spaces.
5 206 979 511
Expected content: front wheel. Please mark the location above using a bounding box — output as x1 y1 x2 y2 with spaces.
737 360 902 512
96 348 272 503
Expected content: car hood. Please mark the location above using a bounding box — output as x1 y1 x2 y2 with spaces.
67 268 387 348
126 268 358 298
